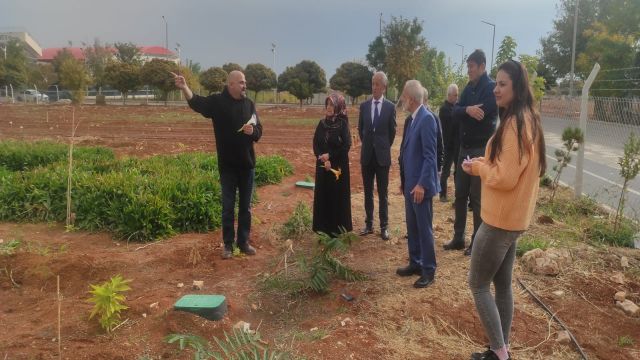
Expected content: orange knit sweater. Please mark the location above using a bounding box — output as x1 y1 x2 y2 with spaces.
470 114 541 231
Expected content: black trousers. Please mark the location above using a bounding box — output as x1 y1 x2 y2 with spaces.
439 144 459 197
362 152 390 230
452 146 484 246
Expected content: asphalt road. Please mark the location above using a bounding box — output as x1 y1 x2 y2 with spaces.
542 115 640 220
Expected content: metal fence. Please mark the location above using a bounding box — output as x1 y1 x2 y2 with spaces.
540 96 640 220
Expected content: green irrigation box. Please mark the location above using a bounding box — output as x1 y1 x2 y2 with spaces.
174 294 227 320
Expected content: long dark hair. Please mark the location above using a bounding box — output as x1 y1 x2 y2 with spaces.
488 60 546 177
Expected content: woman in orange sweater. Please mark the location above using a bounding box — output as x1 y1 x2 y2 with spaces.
462 60 546 360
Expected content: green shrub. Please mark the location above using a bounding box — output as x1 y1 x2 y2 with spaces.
255 155 293 185
0 141 291 242
587 219 638 248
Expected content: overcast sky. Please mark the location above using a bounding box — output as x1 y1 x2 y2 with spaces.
1 0 560 77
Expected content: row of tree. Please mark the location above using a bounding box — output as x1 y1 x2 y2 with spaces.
538 0 640 98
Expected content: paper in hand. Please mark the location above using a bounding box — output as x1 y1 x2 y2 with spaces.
238 114 257 132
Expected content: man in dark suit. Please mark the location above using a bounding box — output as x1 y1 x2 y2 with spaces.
396 79 440 289
438 84 459 202
358 71 396 240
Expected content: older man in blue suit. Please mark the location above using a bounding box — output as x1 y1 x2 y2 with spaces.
397 80 440 288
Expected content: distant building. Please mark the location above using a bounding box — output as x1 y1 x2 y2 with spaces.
38 46 179 64
0 29 43 59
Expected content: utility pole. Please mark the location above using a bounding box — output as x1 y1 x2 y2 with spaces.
455 43 464 71
569 0 580 98
379 12 383 36
272 43 277 104
162 16 168 50
481 20 496 71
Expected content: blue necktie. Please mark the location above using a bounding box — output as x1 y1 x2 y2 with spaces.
373 100 380 131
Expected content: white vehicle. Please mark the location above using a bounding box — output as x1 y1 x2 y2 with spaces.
18 89 49 103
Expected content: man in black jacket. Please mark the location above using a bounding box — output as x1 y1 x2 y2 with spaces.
358 71 396 240
438 84 459 202
442 49 497 256
173 70 263 259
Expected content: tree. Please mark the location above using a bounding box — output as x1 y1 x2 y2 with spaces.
539 0 599 80
278 60 326 107
518 54 546 101
329 62 372 104
417 47 451 107
222 63 243 74
1 39 28 88
366 36 386 71
244 63 276 99
104 61 141 104
381 16 427 92
615 133 640 230
26 63 56 91
84 39 113 91
140 59 178 105
492 36 517 76
199 67 227 94
52 48 75 74
58 58 90 104
186 59 201 76
114 42 142 65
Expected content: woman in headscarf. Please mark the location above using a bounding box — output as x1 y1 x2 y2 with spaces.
312 93 353 235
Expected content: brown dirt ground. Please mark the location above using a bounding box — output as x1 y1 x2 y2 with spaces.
0 104 639 360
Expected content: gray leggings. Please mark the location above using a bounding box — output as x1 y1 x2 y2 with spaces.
468 222 522 350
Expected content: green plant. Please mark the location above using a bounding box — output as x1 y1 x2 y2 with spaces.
618 335 634 347
615 133 640 230
166 329 287 360
539 174 552 187
305 231 366 293
280 202 312 240
587 219 638 248
88 275 131 333
0 141 290 242
550 127 584 201
165 333 213 360
0 239 21 255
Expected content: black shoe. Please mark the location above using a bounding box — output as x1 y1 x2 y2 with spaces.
381 228 390 240
221 245 233 259
239 243 256 255
464 246 473 256
359 227 373 236
413 275 434 288
443 240 465 250
396 265 421 277
470 349 509 360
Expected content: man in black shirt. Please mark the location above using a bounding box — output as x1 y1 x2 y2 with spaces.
173 70 263 259
442 49 497 256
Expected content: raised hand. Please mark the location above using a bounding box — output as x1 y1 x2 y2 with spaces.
170 72 187 90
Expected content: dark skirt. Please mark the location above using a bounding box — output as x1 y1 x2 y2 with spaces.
312 157 352 236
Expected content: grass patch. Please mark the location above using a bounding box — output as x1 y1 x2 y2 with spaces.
618 335 634 347
586 219 638 248
280 202 312 240
0 239 21 256
0 140 292 242
516 234 549 257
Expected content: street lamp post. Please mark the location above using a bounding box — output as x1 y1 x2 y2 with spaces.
455 43 464 71
481 20 495 71
569 0 580 97
271 43 277 104
161 16 168 50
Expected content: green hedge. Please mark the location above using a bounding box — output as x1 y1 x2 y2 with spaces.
0 141 292 241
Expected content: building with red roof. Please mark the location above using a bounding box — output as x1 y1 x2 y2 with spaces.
38 46 179 64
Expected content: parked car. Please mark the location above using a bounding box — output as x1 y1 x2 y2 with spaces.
17 89 49 103
45 87 72 102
